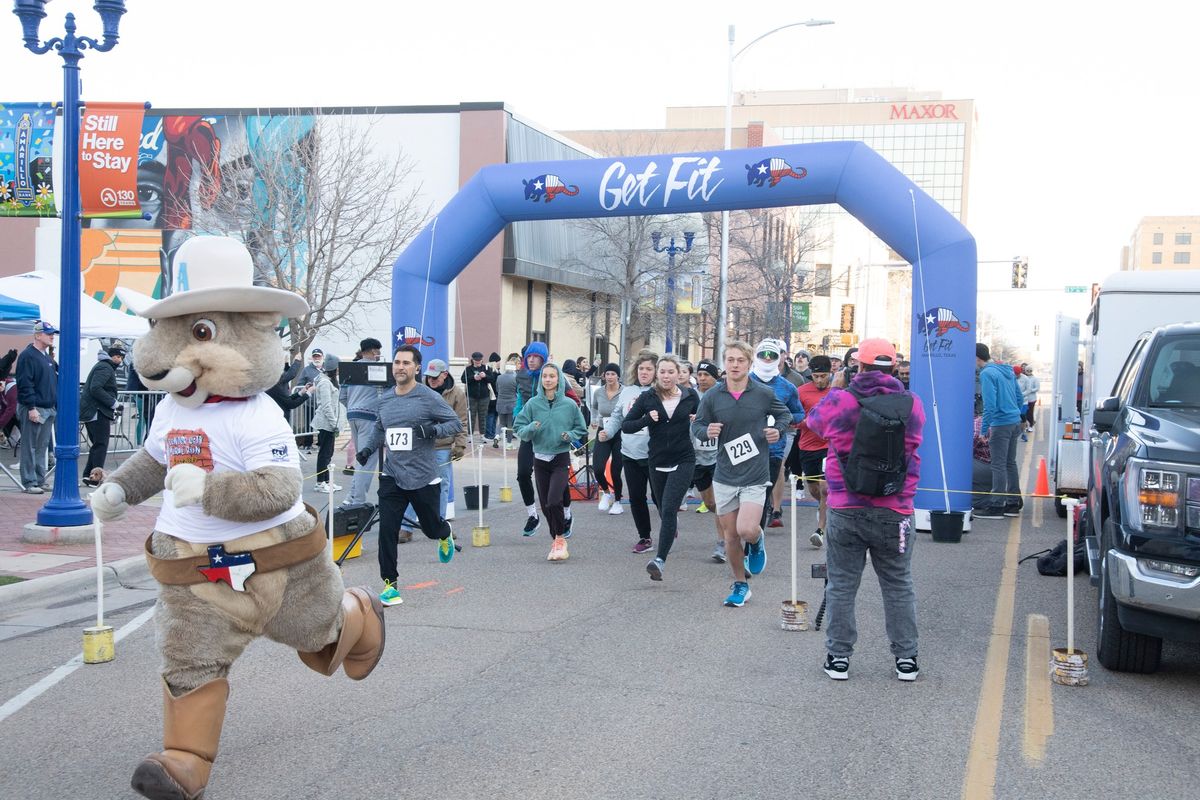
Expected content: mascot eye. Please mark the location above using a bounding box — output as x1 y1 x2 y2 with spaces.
191 319 217 342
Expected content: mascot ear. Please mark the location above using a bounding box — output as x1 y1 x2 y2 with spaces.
246 311 284 330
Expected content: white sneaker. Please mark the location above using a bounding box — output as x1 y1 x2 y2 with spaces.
608 501 624 515
679 497 690 511
329 483 343 492
597 492 613 512
314 482 331 493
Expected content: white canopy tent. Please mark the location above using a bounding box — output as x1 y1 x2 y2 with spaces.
0 270 149 339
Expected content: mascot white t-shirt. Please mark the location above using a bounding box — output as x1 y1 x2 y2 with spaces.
144 393 307 543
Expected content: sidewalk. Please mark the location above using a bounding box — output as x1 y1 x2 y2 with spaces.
0 486 157 582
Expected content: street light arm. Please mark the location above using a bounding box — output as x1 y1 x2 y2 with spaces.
733 19 835 61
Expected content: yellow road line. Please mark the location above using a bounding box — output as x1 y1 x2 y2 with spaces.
961 441 1036 800
1023 614 1053 762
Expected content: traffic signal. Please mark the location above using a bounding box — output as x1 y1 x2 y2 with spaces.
1011 258 1028 289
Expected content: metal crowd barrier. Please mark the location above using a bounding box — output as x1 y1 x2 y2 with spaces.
77 390 320 457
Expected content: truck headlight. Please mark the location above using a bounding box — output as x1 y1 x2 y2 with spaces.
1123 461 1183 532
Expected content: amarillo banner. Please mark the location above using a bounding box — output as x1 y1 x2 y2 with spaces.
79 101 144 219
0 101 57 217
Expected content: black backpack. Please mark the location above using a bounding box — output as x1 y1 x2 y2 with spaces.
1032 539 1088 577
838 387 913 497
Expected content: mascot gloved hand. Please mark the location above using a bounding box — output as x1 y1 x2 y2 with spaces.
97 236 386 800
90 482 128 521
164 463 207 507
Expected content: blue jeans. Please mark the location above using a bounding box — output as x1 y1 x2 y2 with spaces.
346 418 378 506
985 423 1022 514
825 507 918 659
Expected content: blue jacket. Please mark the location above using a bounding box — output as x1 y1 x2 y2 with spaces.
514 340 549 416
750 373 804 458
15 343 57 409
979 361 1024 434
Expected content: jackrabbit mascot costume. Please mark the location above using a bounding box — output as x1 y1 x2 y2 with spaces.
92 237 386 800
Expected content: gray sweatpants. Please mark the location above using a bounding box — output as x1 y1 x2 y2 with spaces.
346 418 378 506
824 506 918 659
18 405 55 489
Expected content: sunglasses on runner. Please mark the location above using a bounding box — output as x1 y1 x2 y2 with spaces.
756 350 779 360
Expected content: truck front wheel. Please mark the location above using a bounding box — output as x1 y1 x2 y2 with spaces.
1096 518 1163 673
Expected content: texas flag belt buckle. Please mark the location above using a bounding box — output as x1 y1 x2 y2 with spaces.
197 545 258 592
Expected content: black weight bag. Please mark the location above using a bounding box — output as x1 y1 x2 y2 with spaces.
837 387 914 497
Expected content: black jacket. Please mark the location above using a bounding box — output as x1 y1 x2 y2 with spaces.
622 387 700 468
461 363 493 400
80 358 120 421
15 343 57 409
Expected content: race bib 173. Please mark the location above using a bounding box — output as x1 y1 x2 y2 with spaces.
386 427 413 451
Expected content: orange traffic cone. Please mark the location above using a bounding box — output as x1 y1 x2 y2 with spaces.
1033 456 1051 498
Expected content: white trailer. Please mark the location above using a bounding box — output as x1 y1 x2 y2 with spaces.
1049 313 1087 517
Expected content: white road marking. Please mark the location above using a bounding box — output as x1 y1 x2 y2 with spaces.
0 605 155 725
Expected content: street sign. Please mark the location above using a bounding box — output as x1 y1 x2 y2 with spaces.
1064 285 1087 293
791 301 810 333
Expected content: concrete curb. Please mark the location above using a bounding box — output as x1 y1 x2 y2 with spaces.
21 522 97 545
0 553 153 616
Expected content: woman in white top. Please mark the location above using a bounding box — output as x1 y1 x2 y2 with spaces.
312 355 343 493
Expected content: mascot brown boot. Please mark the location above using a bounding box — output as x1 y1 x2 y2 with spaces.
131 677 229 800
297 587 386 679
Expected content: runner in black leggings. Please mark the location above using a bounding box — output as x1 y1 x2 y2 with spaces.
514 341 573 535
622 355 700 581
601 351 659 553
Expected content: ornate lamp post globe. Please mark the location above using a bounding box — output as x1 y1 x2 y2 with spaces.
11 0 129 527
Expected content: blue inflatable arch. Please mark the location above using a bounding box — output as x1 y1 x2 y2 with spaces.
391 141 977 514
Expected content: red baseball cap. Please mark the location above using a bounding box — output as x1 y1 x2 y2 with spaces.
857 338 897 367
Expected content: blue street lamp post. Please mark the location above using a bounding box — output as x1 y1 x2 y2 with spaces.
13 0 128 527
651 231 695 355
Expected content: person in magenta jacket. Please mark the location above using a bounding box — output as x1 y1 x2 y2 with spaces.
804 338 925 683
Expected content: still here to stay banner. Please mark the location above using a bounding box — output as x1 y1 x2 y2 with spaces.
0 101 57 217
80 101 144 219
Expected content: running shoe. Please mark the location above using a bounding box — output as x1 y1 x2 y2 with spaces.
608 501 624 516
523 515 540 536
823 654 850 680
768 510 783 528
679 497 689 511
973 510 1004 520
563 516 573 539
895 656 919 682
723 581 751 607
745 533 767 575
438 527 455 563
379 580 403 607
632 538 654 554
810 528 825 549
547 537 569 562
597 492 613 512
696 502 709 514
711 541 727 563
342 466 355 475
647 557 665 581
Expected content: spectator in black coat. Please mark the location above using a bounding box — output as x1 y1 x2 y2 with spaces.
80 346 126 484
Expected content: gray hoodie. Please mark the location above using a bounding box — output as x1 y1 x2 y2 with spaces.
603 384 652 461
690 379 792 487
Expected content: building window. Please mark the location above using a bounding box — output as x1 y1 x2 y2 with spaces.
530 330 547 343
815 263 832 297
1173 252 1191 265
1175 232 1192 246
1152 252 1163 264
1153 232 1164 245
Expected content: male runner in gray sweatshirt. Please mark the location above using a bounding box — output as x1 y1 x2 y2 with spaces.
691 341 791 607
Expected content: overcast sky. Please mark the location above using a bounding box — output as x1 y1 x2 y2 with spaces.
5 0 1196 345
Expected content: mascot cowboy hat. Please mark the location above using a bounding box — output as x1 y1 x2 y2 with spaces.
117 236 309 319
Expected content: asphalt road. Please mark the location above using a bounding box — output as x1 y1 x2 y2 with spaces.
1 441 1197 800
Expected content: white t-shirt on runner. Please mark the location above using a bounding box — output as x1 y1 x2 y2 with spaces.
143 393 307 543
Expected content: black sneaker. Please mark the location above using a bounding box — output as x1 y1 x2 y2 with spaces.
973 510 1004 520
895 656 919 681
563 516 573 539
1003 507 1022 517
522 515 540 536
823 654 850 681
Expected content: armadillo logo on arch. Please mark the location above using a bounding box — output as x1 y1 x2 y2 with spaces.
79 101 144 219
